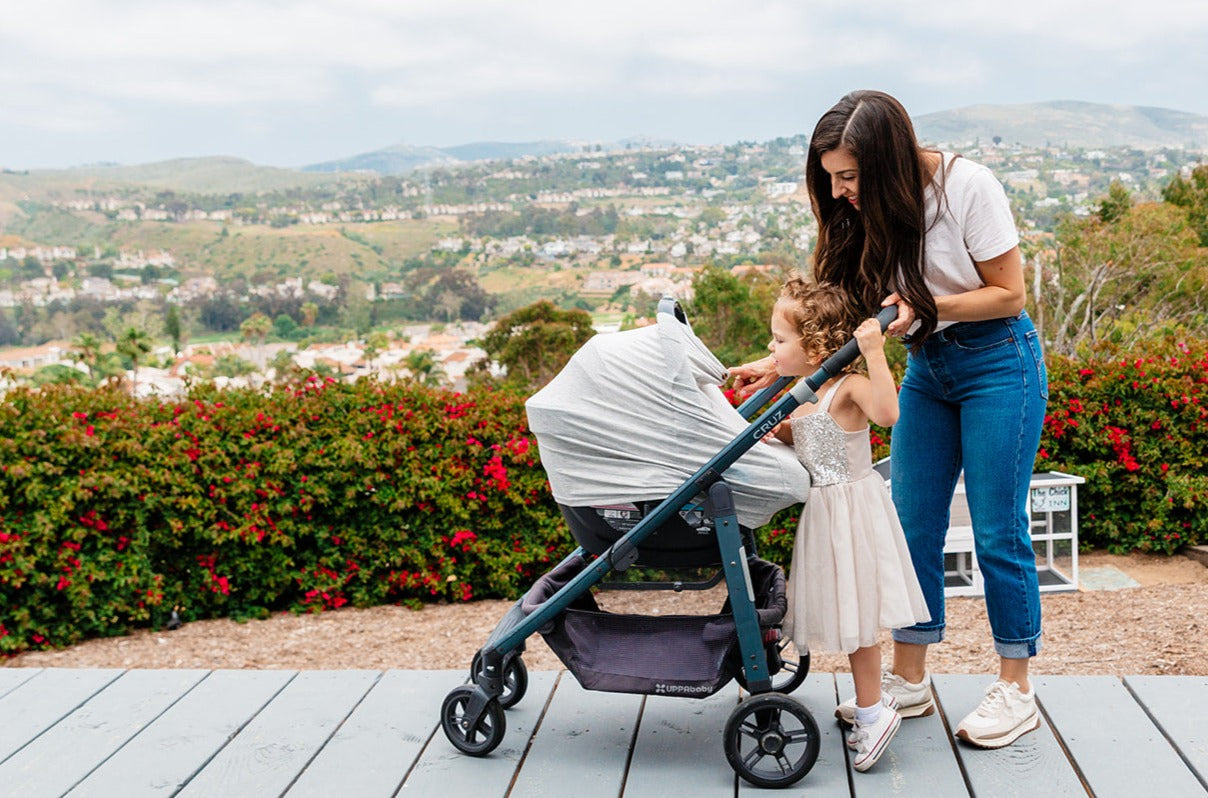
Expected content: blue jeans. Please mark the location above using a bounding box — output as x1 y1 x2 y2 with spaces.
890 311 1048 658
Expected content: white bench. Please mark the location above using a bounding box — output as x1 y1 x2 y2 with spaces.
876 460 1084 597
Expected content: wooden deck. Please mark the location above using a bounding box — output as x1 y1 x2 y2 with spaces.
0 667 1205 797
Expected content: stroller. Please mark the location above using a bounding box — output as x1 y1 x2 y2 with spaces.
439 298 895 788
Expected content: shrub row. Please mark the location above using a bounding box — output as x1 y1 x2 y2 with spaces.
0 377 569 654
757 339 1208 562
3 339 1206 654
1041 339 1208 554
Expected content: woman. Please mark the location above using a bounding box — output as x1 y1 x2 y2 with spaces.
732 90 1048 749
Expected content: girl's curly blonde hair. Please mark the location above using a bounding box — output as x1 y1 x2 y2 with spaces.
776 277 863 371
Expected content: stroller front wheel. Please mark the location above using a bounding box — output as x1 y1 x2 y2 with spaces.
441 686 506 756
724 693 820 789
470 651 529 708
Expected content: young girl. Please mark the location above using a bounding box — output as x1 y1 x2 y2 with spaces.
765 278 929 772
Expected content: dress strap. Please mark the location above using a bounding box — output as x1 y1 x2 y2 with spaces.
817 374 851 414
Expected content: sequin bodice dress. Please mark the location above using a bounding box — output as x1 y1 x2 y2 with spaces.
783 376 930 655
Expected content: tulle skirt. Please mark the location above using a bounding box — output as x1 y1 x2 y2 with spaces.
784 473 930 655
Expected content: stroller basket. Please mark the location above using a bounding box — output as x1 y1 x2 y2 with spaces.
521 552 786 697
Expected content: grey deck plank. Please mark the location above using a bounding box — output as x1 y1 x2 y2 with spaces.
1124 675 1208 789
399 669 558 798
1034 674 1205 798
0 668 125 764
286 669 467 798
838 671 969 796
174 669 379 798
0 667 42 700
66 669 295 798
739 672 851 797
933 673 1084 797
506 673 644 798
623 686 739 796
0 669 208 798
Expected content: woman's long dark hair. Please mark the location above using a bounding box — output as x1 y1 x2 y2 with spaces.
806 90 938 345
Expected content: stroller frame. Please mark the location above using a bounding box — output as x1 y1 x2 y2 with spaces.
441 299 896 788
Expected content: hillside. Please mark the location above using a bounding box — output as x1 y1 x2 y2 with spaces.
301 140 587 175
915 101 1208 150
109 218 457 280
1 157 343 197
302 138 675 175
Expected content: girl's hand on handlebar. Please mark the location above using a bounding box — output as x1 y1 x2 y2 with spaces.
853 317 886 356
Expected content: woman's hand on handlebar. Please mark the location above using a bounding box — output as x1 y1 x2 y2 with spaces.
729 355 778 398
881 292 916 338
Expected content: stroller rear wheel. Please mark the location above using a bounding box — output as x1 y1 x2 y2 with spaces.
441 686 506 756
470 651 529 708
723 693 820 789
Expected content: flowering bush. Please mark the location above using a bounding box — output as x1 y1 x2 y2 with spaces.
3 340 1205 656
0 377 568 654
1040 339 1208 554
747 338 1207 560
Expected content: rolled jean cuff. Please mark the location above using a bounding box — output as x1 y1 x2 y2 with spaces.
994 635 1042 659
892 626 944 646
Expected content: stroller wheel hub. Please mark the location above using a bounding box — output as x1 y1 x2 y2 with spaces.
759 730 786 755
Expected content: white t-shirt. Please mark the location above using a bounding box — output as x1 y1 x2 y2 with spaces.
920 153 1019 328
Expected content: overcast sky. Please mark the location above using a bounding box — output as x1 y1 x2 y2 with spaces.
3 0 1206 170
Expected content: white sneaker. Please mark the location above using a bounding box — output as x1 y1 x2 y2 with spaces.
955 680 1041 749
850 706 901 772
836 671 934 724
843 695 899 750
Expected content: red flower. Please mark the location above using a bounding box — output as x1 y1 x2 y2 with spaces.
449 529 477 550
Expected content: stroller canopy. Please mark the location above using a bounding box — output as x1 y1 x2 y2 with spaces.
526 310 809 529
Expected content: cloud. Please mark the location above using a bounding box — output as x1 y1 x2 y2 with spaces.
0 0 1204 167
0 1 904 110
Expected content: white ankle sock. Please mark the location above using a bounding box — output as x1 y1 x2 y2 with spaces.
854 702 881 726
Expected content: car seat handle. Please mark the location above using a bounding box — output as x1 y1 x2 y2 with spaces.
658 296 689 326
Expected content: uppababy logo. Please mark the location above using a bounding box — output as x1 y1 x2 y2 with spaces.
654 682 712 695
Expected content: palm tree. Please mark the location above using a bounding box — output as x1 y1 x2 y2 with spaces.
402 349 444 387
240 312 272 368
116 327 153 396
68 332 102 384
363 331 390 370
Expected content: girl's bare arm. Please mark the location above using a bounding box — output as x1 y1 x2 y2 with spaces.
849 318 899 427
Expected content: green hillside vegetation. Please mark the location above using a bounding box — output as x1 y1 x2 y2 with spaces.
478 264 589 314
11 216 454 282
3 203 114 246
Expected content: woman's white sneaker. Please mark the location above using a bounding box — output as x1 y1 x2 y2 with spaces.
836 671 935 724
955 680 1041 748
